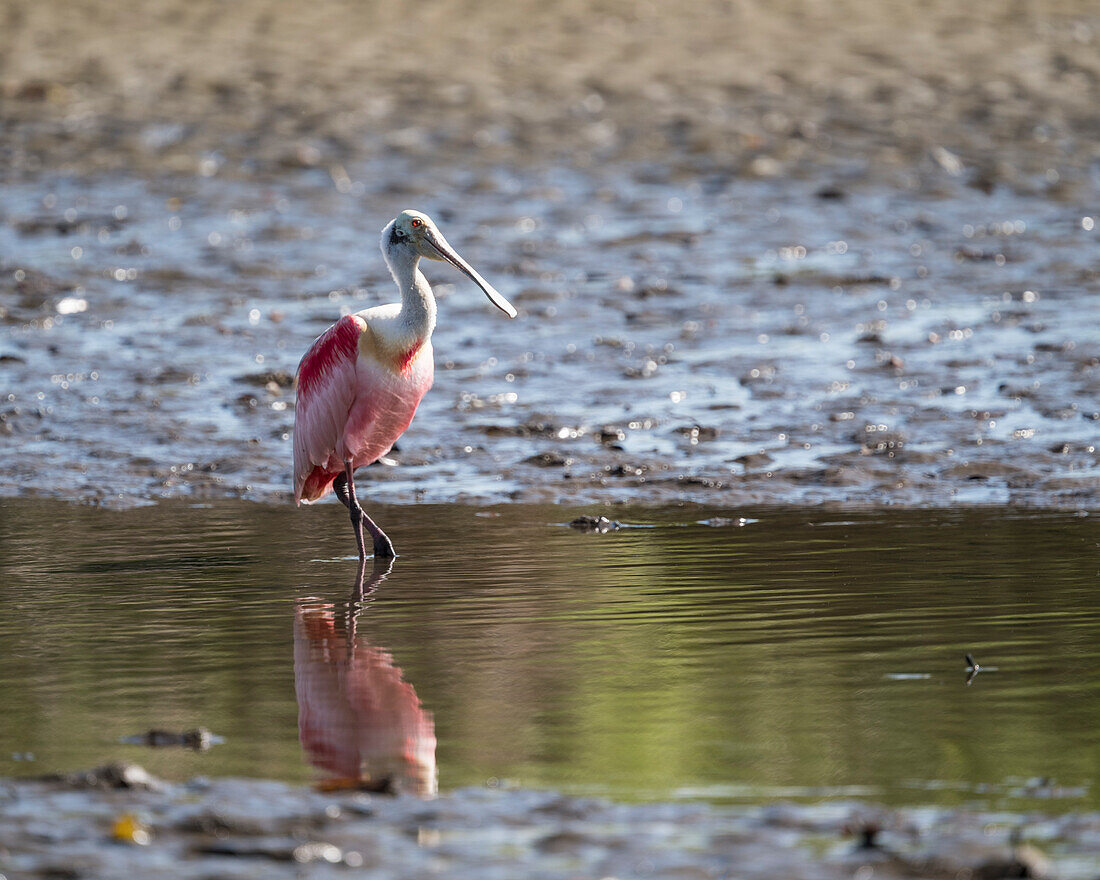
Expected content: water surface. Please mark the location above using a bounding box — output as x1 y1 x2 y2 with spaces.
0 499 1096 810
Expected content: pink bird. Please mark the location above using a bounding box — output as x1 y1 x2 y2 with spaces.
293 210 517 560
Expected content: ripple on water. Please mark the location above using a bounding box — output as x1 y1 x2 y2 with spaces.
0 500 1097 813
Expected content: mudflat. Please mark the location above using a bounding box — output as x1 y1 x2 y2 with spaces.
2 0 1098 179
2 0 1097 508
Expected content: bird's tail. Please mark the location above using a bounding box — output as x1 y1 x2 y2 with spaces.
297 466 339 504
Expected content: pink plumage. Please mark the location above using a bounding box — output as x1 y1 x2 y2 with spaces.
293 315 433 504
291 209 516 560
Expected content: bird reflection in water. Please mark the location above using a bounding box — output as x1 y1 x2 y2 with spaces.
293 560 437 796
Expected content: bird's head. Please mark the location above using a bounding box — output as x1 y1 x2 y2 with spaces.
383 210 517 318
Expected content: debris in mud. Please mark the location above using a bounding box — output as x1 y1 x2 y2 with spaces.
734 452 774 470
0 405 42 437
112 813 153 846
136 366 201 385
3 265 75 313
697 516 758 527
480 419 565 439
122 727 222 751
605 463 648 477
237 370 296 389
999 382 1042 400
41 762 165 791
858 425 905 456
739 365 778 387
569 515 622 533
675 474 727 489
944 462 1037 481
234 393 261 412
873 350 905 371
196 837 347 864
841 817 883 850
522 452 568 468
623 359 662 379
675 424 720 444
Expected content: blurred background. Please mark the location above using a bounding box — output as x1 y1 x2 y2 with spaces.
2 0 1098 182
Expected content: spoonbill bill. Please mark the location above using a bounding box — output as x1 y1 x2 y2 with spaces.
293 210 517 560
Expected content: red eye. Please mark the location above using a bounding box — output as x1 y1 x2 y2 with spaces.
411 219 422 228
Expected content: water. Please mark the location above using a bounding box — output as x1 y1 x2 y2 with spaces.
1 498 1096 811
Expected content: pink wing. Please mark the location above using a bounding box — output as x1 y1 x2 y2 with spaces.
293 315 365 503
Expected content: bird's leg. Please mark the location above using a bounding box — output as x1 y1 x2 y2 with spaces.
342 461 397 560
333 471 367 561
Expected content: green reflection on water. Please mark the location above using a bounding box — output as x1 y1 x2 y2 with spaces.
0 499 1096 809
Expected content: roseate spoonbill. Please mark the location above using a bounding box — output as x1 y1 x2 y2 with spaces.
293 210 516 560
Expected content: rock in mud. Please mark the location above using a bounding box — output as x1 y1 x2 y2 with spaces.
43 762 164 791
523 452 568 467
734 452 774 470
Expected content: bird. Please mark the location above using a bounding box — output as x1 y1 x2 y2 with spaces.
293 210 517 560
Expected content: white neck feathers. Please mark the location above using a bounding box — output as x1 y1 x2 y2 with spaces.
381 223 437 342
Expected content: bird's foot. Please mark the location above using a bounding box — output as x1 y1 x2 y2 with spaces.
372 534 396 560
347 499 394 559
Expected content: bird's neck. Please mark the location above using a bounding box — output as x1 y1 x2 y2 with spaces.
388 251 437 343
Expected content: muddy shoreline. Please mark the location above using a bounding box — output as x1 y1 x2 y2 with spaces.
2 0 1099 184
4 764 1100 880
1 168 1096 511
2 1 1098 510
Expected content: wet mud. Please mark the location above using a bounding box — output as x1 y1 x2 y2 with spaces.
1 166 1097 509
0 0 1097 509
4 766 1100 880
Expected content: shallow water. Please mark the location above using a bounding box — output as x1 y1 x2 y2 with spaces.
1 499 1096 811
